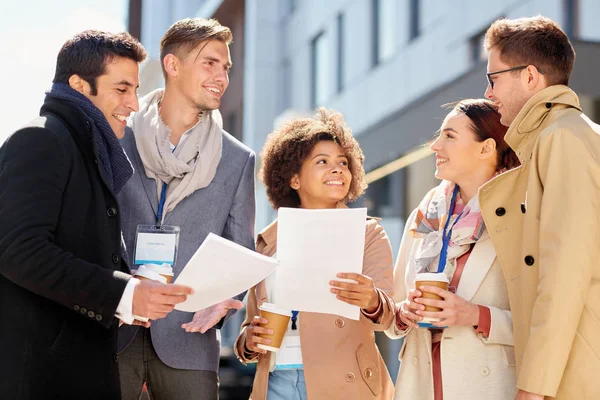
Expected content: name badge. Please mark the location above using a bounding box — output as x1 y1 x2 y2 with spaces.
134 224 180 266
275 321 303 370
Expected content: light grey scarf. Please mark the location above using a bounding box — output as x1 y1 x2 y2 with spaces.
131 89 223 223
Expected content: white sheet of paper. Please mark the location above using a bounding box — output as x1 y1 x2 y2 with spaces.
174 233 278 312
275 207 367 320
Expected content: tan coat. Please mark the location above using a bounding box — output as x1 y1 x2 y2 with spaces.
235 217 395 400
479 85 600 399
387 209 517 400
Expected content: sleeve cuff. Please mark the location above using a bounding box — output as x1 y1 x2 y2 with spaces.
361 293 383 322
474 305 491 338
115 277 140 325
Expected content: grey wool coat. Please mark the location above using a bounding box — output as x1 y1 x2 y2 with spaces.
117 126 255 371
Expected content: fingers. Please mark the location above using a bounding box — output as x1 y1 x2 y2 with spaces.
336 272 370 283
419 285 451 298
415 297 445 309
158 283 194 295
245 317 274 355
222 299 244 310
407 289 422 301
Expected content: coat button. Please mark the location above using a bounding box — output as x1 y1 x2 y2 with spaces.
521 203 526 213
335 318 345 328
96 314 103 322
85 121 92 131
88 310 95 318
481 366 490 376
495 207 506 216
545 102 552 109
345 372 355 382
112 254 120 264
412 357 418 365
80 307 87 314
73 305 80 311
113 353 119 363
107 207 117 217
524 255 535 266
364 368 373 379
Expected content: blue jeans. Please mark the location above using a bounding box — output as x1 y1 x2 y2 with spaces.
267 369 308 400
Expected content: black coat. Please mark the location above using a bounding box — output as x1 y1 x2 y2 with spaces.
0 97 131 399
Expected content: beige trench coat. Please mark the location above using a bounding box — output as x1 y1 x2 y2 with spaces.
234 216 395 400
479 85 600 399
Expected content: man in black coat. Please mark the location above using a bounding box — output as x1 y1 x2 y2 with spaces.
0 30 193 399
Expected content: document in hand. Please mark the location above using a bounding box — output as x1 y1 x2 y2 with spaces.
275 207 367 320
174 233 278 312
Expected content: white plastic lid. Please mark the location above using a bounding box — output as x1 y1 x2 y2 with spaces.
134 269 168 284
415 272 449 283
138 263 173 276
259 302 292 316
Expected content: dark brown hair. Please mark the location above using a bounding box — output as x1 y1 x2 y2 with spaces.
160 18 232 80
484 16 575 86
53 30 147 96
450 99 520 170
259 108 367 209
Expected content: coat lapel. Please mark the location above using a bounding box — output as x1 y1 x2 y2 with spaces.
455 232 496 302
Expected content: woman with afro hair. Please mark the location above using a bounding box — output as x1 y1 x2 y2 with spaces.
234 108 395 400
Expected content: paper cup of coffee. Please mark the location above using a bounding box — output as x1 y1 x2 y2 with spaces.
415 272 449 322
257 303 292 352
134 264 174 284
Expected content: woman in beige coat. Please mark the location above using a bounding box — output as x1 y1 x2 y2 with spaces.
235 109 395 400
386 99 520 400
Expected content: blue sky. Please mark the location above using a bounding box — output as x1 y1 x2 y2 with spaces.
0 0 128 143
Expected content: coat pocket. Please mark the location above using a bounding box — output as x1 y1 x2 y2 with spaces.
501 345 516 367
356 343 383 396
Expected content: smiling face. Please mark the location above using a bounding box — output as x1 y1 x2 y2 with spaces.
74 56 140 139
484 48 530 127
290 140 352 209
430 111 492 184
171 39 231 111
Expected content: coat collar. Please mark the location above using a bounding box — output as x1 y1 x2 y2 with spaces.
504 85 580 164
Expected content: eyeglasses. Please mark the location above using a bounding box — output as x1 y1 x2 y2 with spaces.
486 65 544 89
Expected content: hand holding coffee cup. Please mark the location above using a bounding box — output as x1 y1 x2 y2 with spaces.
255 303 291 353
244 316 274 355
414 273 480 327
397 288 426 328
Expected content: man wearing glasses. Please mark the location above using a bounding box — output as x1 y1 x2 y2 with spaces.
478 16 600 400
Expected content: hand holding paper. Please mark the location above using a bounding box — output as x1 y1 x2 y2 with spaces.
174 233 278 312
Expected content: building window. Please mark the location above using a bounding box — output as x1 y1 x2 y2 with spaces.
311 31 330 108
337 13 344 93
372 0 396 67
409 0 420 41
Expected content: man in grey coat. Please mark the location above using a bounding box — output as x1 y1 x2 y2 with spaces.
117 18 255 399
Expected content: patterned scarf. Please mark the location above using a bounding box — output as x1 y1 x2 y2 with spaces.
46 82 133 194
406 180 486 285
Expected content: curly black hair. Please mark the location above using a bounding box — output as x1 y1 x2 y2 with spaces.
259 108 367 209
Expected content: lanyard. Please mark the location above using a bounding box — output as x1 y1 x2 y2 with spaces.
156 183 168 226
291 310 299 330
156 145 177 226
437 186 464 273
